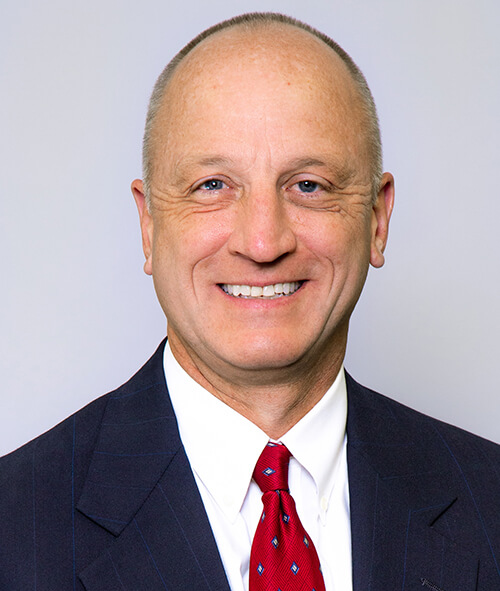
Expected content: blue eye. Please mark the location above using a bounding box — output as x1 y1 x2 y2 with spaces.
201 179 225 190
297 180 319 193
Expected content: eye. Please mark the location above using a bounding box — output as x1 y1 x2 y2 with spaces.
296 180 320 193
285 175 339 210
199 179 226 191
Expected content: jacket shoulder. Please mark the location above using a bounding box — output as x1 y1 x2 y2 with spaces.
0 392 108 510
0 340 167 478
0 341 167 588
348 372 499 446
346 375 500 589
346 372 500 485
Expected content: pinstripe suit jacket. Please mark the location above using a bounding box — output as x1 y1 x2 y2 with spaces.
1 340 499 590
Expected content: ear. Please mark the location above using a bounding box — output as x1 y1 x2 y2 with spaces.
370 172 395 268
131 179 154 276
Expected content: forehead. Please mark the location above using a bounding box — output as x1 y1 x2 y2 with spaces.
177 24 346 83
150 24 369 172
167 24 359 108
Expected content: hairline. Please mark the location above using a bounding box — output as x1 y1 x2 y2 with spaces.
142 12 383 207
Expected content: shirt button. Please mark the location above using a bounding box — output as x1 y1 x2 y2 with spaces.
320 496 328 512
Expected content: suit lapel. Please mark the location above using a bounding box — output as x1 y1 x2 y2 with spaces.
346 374 479 591
76 340 230 591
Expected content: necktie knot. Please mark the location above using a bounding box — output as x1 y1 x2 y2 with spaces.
253 442 291 493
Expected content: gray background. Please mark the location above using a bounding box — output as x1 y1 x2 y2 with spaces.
1 0 499 455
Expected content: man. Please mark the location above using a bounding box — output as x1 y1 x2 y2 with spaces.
1 12 499 591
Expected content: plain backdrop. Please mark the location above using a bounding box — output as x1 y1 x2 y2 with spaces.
1 0 499 455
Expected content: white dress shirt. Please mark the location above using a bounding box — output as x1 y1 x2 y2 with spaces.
164 341 352 591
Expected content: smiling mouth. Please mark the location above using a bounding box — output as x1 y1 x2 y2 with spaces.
220 281 303 299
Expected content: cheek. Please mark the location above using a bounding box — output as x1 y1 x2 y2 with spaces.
300 216 365 258
151 212 232 283
300 215 373 290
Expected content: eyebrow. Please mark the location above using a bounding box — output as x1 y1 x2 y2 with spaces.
177 155 235 170
170 155 235 185
171 154 357 186
195 156 235 167
286 157 357 186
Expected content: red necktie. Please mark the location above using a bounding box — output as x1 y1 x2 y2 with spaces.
249 442 326 591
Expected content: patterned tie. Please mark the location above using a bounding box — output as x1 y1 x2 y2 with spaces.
249 442 326 591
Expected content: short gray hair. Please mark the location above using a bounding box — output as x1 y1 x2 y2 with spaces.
142 12 383 207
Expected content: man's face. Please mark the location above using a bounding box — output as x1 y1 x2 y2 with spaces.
133 26 393 386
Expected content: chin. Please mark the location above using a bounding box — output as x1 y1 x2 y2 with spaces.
214 338 313 373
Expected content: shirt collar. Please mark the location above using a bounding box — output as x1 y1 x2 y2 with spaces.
280 368 347 509
164 341 347 522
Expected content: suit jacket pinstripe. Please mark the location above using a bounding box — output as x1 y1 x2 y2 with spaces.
1 340 499 590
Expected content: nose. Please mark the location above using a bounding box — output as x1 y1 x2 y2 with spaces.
227 186 297 263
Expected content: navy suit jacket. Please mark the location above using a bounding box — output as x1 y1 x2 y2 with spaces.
1 340 499 590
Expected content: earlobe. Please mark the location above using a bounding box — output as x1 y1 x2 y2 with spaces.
370 172 395 269
131 179 154 276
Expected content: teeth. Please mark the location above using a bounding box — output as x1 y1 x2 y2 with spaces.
221 282 302 299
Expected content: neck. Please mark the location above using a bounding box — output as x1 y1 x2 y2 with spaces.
168 332 346 439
